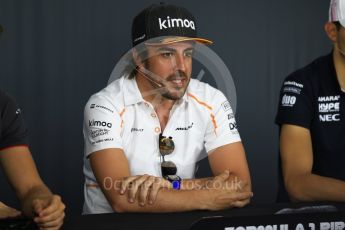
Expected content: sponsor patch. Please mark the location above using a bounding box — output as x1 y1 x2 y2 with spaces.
281 94 296 107
221 101 231 112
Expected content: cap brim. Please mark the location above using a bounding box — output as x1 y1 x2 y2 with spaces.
145 36 213 46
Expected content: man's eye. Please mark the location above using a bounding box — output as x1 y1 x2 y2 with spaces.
185 51 193 57
161 52 173 58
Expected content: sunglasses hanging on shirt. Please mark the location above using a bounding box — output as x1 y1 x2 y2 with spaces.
158 133 181 189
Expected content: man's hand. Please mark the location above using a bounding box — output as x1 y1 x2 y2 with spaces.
29 195 65 230
202 170 253 210
0 201 21 219
120 174 172 206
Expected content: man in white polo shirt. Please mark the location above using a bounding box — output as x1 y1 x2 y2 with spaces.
83 3 252 214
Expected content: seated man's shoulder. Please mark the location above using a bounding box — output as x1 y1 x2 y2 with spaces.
85 79 124 115
188 79 225 104
284 53 332 86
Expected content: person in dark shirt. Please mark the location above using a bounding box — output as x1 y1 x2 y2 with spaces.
0 25 65 230
276 0 345 202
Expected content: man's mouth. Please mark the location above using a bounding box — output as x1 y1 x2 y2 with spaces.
170 78 185 87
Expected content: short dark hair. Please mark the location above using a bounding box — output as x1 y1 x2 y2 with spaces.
334 21 342 31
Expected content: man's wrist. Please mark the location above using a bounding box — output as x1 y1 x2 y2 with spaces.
164 175 181 190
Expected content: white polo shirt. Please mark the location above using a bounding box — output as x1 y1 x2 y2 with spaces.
83 74 241 214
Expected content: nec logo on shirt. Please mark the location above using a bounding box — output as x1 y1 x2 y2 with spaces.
158 17 195 30
318 95 341 122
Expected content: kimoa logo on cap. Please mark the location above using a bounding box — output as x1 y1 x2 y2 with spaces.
158 16 195 30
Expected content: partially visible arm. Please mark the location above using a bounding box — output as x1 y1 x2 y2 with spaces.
179 142 252 192
90 148 252 213
208 142 252 192
0 146 65 229
280 124 345 202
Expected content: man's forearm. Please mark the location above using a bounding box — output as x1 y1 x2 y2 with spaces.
287 174 345 202
113 187 209 213
180 177 212 190
182 176 250 192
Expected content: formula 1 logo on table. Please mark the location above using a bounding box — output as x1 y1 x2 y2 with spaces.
282 94 296 107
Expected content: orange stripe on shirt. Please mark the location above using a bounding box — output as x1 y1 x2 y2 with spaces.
119 108 126 128
86 183 99 188
187 93 213 110
188 93 218 136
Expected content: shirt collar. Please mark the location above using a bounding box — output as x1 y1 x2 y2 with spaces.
123 75 145 106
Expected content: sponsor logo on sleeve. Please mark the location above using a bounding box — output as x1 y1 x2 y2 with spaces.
221 101 231 112
90 104 114 114
90 129 109 138
91 138 114 145
283 81 304 88
229 122 237 130
283 86 302 95
281 94 296 107
229 122 239 135
227 113 235 120
88 119 112 128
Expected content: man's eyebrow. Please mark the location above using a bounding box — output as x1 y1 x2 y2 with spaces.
156 47 176 53
184 47 194 52
155 47 194 53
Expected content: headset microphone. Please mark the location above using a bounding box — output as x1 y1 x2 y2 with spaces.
136 67 164 88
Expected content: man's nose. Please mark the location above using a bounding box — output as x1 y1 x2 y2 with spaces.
172 53 186 72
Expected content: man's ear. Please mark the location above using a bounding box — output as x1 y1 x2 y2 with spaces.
132 48 144 69
325 22 338 43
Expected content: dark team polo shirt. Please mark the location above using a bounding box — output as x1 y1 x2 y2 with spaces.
275 52 345 202
0 89 28 151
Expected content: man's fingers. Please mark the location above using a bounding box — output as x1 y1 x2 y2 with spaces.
127 175 149 203
120 176 138 194
36 211 65 229
215 170 230 182
33 199 45 215
36 196 63 217
138 177 156 206
148 180 161 205
34 200 65 224
0 202 21 219
230 198 251 208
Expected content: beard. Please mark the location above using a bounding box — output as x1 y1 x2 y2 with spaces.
158 71 190 100
142 59 191 100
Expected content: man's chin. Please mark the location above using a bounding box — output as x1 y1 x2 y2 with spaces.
161 90 186 100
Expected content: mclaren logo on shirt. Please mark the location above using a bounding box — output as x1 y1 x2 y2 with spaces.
89 119 112 128
318 95 341 122
175 122 194 131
